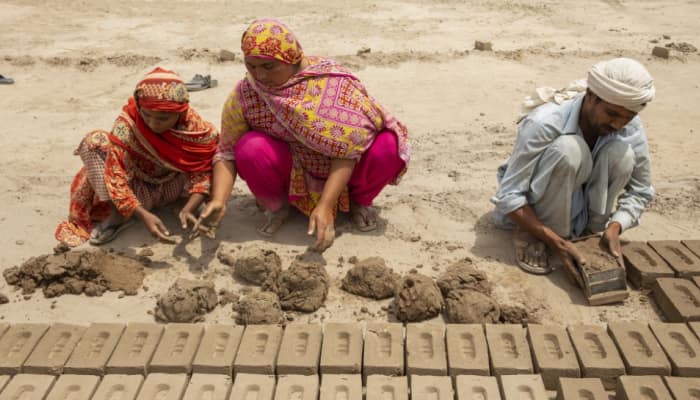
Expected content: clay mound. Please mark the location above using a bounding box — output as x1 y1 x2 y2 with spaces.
499 304 539 324
436 259 491 296
155 278 217 323
394 273 443 322
3 249 146 298
235 291 283 325
341 257 399 299
444 289 500 323
218 246 281 291
277 260 329 313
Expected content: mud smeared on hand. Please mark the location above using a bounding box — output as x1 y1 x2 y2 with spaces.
436 258 491 296
3 249 145 298
155 278 217 323
394 273 443 322
218 246 281 292
235 291 283 324
341 256 399 299
277 260 329 312
444 289 500 323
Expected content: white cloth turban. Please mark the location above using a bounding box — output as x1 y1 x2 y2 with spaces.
587 58 655 113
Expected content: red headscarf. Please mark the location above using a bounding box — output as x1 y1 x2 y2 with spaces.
112 67 218 173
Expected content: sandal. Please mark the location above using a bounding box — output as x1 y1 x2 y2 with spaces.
350 203 377 232
89 220 135 245
185 74 218 92
513 230 553 275
0 75 14 85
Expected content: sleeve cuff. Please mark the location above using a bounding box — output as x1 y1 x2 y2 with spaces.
491 195 529 216
610 211 635 232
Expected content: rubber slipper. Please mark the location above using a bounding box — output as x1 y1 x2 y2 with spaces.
89 219 135 245
513 232 553 275
185 74 217 92
351 207 377 232
0 75 14 85
256 207 289 237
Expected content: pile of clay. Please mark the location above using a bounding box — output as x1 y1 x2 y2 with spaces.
155 278 217 323
3 249 146 298
218 246 330 324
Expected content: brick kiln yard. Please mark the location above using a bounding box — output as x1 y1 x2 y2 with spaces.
2 0 700 398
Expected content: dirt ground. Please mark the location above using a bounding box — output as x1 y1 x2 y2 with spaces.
1 0 699 326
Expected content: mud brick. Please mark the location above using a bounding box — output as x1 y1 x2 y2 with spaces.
64 323 125 375
45 374 100 400
274 375 318 400
320 323 363 374
135 373 188 400
276 324 322 375
653 278 700 322
498 375 547 400
92 375 144 400
0 374 55 400
607 322 670 375
526 324 579 389
149 324 204 374
182 374 231 400
446 324 490 377
191 325 242 375
234 325 282 375
363 323 404 378
649 240 700 278
455 375 500 400
319 375 361 400
623 241 675 289
23 323 86 375
649 322 700 376
691 322 700 339
0 323 49 374
0 376 9 392
228 374 275 400
405 323 446 376
410 375 454 400
663 376 700 400
556 378 607 400
567 325 625 389
616 375 673 400
365 375 408 400
106 323 164 375
485 324 533 377
682 240 700 259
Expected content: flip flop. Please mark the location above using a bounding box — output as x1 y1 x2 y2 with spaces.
256 207 290 237
185 74 218 92
513 231 553 275
350 206 377 232
89 219 135 245
0 75 14 85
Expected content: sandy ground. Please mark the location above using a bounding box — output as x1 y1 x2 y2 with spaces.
1 0 699 326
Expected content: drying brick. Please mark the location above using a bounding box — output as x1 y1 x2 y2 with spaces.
228 374 275 400
567 325 625 389
616 375 673 400
623 241 675 288
648 240 700 278
0 376 10 393
135 373 188 400
0 324 49 375
663 376 700 400
45 374 100 400
455 375 500 400
64 323 125 375
23 324 86 375
653 278 700 322
319 374 361 400
233 325 282 375
365 375 408 400
607 321 670 375
498 375 547 400
682 240 700 259
527 324 579 389
149 323 204 374
410 375 454 400
363 323 404 378
276 324 322 375
556 378 607 400
182 374 231 400
192 325 243 375
649 322 700 376
485 324 533 376
406 323 447 376
91 375 144 400
274 375 318 400
0 374 55 400
106 323 164 375
320 323 363 374
446 324 489 377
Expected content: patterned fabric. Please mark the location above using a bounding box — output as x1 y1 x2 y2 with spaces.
55 68 219 247
241 19 303 64
135 67 190 113
217 56 411 216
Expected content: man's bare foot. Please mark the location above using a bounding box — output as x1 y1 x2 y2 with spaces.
513 230 553 274
257 204 290 237
350 201 377 232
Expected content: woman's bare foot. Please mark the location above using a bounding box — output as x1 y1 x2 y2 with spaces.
350 201 377 232
257 204 291 237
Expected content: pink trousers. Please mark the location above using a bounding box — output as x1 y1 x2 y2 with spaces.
234 130 405 212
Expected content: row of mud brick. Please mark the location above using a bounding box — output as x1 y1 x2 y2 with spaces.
621 240 700 322
1 372 700 400
1 322 700 388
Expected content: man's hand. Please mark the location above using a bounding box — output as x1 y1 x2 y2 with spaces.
308 204 335 252
602 221 623 264
549 236 587 287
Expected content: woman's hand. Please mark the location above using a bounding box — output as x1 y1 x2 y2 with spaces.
192 200 228 238
179 193 205 230
308 204 335 251
136 207 175 243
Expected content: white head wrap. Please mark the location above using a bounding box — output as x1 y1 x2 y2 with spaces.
587 58 655 113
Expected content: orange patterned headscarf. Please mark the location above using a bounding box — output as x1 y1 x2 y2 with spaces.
134 67 190 113
241 18 304 65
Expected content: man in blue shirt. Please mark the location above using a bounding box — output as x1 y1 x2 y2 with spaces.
492 58 655 280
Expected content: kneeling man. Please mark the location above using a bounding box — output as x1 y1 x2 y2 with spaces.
492 58 656 279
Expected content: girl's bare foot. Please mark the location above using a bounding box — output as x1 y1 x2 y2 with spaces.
350 201 377 232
